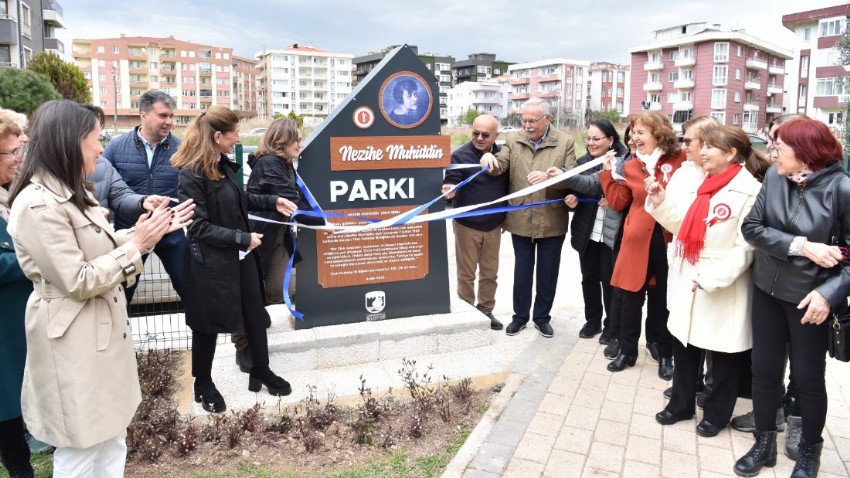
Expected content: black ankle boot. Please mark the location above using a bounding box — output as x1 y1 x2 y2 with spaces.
790 439 822 478
194 378 226 413
248 367 292 396
734 431 777 477
607 353 637 372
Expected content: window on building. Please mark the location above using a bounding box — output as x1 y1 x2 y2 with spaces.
800 84 807 99
650 72 661 83
714 42 729 62
681 92 691 101
100 101 107 109
99 87 107 94
710 112 726 124
668 50 679 61
98 60 106 67
682 47 694 59
800 56 809 78
0 45 10 64
743 111 757 125
733 113 740 125
112 46 119 54
20 3 31 38
711 89 726 108
804 27 812 40
649 93 661 103
682 69 692 79
735 68 742 80
820 19 843 37
649 52 661 63
99 73 106 81
737 45 743 57
816 77 844 96
668 71 679 82
713 66 728 85
734 91 741 102
97 45 105 54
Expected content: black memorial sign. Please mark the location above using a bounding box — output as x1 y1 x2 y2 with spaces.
295 45 451 328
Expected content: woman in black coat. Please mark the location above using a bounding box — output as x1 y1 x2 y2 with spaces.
247 117 325 305
172 106 299 413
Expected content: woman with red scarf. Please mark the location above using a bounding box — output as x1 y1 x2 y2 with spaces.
645 126 764 437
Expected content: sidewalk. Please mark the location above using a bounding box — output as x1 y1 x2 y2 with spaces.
450 302 850 477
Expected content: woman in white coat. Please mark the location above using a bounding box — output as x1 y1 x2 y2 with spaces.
6 100 193 477
645 126 766 438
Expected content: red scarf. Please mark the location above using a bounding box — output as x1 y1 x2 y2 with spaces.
677 163 742 264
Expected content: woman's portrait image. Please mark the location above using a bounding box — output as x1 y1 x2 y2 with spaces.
380 72 432 128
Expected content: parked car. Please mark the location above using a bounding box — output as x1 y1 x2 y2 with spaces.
240 127 268 137
748 133 768 152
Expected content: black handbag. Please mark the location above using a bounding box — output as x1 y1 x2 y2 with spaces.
828 311 850 362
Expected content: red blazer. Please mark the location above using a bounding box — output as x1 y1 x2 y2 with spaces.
598 150 686 292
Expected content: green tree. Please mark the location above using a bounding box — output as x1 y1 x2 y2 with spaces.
28 51 92 103
585 108 623 125
0 68 61 115
461 108 480 125
287 110 304 127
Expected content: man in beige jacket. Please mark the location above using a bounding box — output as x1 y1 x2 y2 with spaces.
481 98 576 338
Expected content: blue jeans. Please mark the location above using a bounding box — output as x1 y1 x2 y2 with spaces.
511 234 566 325
124 229 185 303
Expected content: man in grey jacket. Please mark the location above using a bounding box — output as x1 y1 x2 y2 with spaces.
87 156 168 217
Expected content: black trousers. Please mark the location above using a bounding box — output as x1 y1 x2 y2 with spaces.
617 225 671 358
666 338 747 424
579 239 614 327
192 256 271 379
751 286 828 445
0 416 31 476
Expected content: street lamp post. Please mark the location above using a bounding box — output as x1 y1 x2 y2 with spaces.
112 67 119 133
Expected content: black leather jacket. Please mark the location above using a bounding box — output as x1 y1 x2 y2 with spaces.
742 162 850 308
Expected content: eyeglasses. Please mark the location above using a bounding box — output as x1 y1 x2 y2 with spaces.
521 115 546 125
585 136 608 143
0 148 22 158
471 131 491 139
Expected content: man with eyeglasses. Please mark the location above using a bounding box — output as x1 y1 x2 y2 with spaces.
480 98 576 338
442 114 508 330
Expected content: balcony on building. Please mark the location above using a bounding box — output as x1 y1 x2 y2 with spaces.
743 102 759 111
744 80 760 90
673 78 694 89
643 81 663 91
127 49 146 60
767 84 782 96
128 65 147 74
43 1 66 28
674 57 695 67
644 60 663 71
539 90 559 98
510 76 530 85
768 62 784 76
745 57 767 70
0 16 17 46
508 92 530 101
673 100 693 111
766 104 782 114
649 102 662 111
44 38 64 55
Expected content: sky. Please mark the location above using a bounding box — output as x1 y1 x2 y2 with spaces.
58 0 845 64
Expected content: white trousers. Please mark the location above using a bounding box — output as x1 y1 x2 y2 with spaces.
52 431 127 477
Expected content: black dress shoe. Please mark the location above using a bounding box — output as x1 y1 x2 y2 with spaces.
248 367 292 396
505 320 527 336
655 409 694 425
599 330 613 345
485 312 503 331
607 353 637 372
236 346 253 374
603 338 620 359
696 419 725 437
663 386 672 399
194 379 227 413
579 321 601 339
646 342 660 362
534 322 554 338
658 357 674 381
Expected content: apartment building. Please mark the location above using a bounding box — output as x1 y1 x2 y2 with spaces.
232 55 258 117
588 62 630 115
629 22 792 133
506 58 591 118
452 52 513 85
255 43 353 123
72 35 236 128
352 45 454 121
1 0 65 68
445 78 510 126
782 4 850 128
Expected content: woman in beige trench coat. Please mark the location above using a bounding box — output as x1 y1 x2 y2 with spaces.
6 100 193 477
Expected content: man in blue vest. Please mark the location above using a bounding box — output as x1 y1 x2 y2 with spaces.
103 90 184 303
